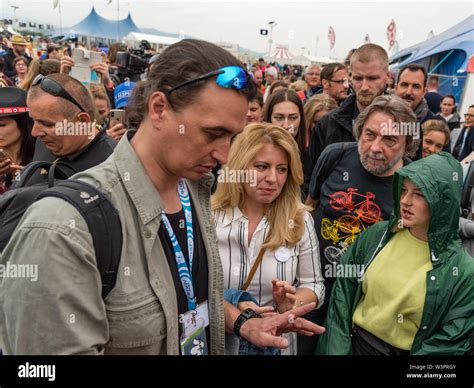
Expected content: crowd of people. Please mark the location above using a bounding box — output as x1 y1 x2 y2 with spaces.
0 32 472 356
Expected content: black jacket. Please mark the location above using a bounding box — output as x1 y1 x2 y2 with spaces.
27 129 117 186
2 49 32 78
453 126 474 161
306 94 359 187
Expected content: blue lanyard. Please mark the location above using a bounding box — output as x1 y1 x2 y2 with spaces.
161 179 196 311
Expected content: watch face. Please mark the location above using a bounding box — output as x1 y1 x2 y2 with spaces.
243 308 260 319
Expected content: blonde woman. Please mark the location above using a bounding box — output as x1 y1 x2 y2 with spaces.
212 122 325 355
303 94 338 149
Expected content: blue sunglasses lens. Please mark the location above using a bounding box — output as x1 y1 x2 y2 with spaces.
216 66 247 90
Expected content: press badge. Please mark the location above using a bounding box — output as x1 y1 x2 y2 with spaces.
179 300 210 355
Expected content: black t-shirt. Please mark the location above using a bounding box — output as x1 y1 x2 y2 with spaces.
158 202 209 347
310 143 395 286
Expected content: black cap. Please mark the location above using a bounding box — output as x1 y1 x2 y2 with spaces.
0 87 29 117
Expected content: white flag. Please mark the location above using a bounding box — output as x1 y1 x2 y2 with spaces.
53 0 59 9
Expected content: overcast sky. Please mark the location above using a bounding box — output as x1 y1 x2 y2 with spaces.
2 0 472 58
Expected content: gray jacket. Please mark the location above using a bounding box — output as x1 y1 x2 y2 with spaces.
0 131 225 355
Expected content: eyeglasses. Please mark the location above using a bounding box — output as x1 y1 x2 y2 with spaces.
329 78 349 85
168 66 249 94
32 74 86 113
464 113 474 118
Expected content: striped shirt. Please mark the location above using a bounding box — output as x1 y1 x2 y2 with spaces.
213 207 325 308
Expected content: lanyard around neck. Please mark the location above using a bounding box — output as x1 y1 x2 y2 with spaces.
161 179 196 311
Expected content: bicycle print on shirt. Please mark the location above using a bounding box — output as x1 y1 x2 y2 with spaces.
321 188 382 264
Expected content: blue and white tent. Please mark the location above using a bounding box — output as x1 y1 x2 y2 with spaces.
57 7 141 42
389 15 474 102
71 7 141 40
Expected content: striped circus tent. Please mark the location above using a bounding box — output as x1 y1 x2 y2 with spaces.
267 45 294 64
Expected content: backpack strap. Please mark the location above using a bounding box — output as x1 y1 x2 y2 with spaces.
12 161 77 188
36 179 122 299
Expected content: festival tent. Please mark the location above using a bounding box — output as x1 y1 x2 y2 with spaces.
291 54 340 66
61 7 141 41
389 15 474 103
266 45 294 65
123 31 180 51
459 55 474 116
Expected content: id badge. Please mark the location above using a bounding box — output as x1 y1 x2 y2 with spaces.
179 300 210 355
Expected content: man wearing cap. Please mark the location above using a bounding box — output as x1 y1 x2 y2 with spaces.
2 35 32 79
26 73 116 185
1 39 324 355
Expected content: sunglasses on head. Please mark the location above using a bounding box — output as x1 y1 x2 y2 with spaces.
32 74 86 113
168 66 249 94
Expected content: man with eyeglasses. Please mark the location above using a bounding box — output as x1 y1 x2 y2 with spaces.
453 105 474 161
1 39 324 355
306 44 389 192
24 73 117 185
320 62 349 105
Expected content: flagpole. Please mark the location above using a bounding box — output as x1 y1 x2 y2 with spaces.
117 0 120 42
59 1 63 34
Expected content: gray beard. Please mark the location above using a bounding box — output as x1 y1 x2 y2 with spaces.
358 143 404 176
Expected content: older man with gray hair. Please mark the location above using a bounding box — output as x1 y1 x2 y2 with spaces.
299 94 420 355
303 64 322 100
263 66 278 101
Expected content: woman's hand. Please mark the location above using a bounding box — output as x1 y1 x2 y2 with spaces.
106 122 126 141
0 158 12 175
0 158 23 175
237 301 275 318
272 280 297 313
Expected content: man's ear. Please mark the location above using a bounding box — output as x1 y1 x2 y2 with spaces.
77 112 91 122
322 79 329 90
148 91 169 125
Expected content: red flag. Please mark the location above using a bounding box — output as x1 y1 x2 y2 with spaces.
328 26 336 49
386 19 396 50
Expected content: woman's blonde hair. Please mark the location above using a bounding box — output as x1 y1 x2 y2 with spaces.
212 122 311 250
290 80 307 92
421 119 450 146
304 94 338 138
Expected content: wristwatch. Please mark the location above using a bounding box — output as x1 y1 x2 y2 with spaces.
233 308 262 339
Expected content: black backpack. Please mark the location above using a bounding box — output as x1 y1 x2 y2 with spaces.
0 161 122 298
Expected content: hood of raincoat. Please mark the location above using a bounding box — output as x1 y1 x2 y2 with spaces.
391 151 463 262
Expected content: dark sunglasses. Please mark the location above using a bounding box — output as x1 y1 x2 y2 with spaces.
168 66 249 94
32 74 86 113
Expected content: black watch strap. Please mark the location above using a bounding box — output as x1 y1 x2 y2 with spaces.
233 308 261 339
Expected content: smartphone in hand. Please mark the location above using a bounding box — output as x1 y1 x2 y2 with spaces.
108 109 126 127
